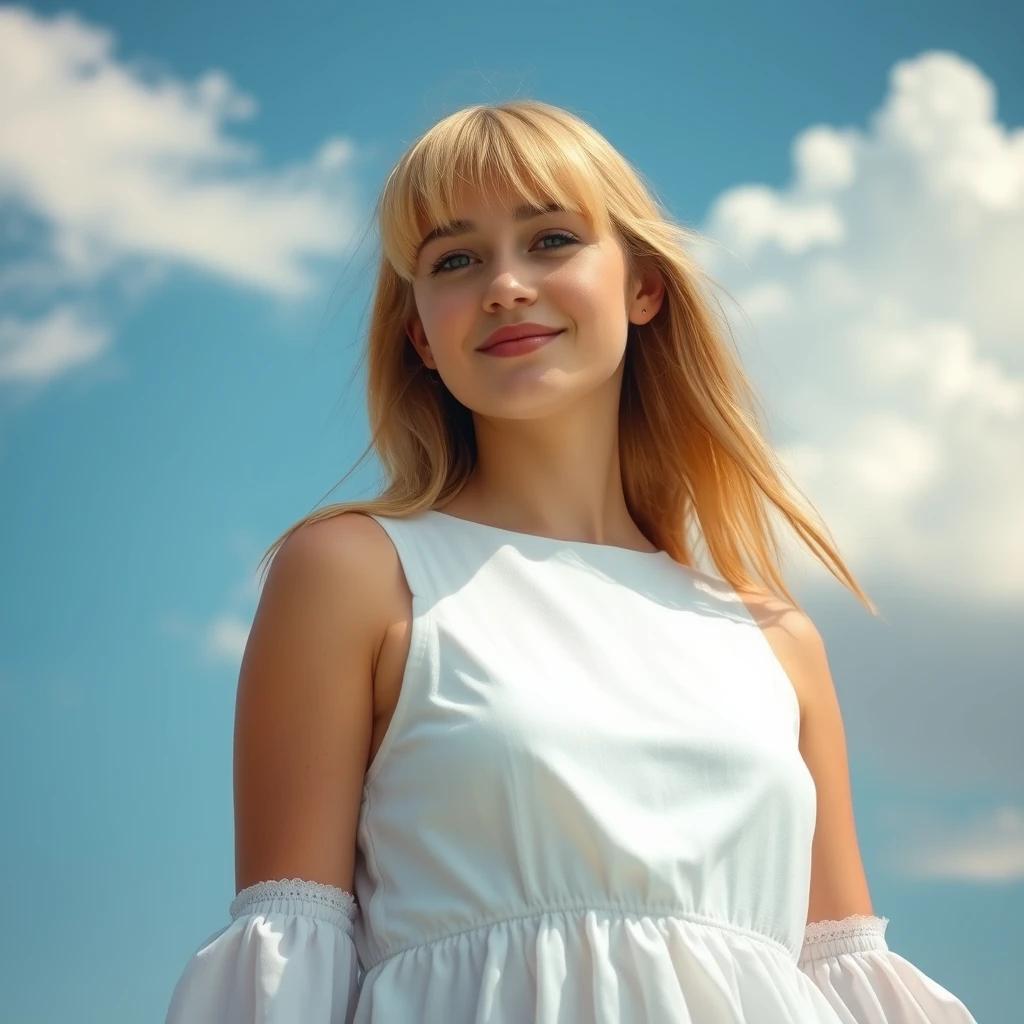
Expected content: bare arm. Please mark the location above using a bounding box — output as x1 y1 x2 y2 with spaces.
233 513 390 897
784 609 875 924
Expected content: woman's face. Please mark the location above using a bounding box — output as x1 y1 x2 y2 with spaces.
407 186 652 421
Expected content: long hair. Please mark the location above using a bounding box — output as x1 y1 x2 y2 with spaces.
257 99 877 616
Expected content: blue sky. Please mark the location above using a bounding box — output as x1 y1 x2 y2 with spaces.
1 1 1021 1021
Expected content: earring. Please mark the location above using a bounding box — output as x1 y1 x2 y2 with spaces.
642 308 646 314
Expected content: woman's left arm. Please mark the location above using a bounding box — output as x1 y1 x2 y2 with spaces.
786 611 979 1022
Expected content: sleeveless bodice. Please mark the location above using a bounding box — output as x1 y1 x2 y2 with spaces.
352 511 817 1006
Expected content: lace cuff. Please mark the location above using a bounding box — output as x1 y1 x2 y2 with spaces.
165 877 361 1022
799 913 889 967
798 915 979 1021
229 877 358 931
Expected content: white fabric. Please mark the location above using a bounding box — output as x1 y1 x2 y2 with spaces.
164 510 978 1022
798 914 976 1022
164 879 360 1023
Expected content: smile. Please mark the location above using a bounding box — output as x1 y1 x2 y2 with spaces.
479 330 564 357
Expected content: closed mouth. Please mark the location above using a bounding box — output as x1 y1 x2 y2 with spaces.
479 324 564 351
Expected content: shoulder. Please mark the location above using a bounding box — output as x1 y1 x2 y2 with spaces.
258 511 404 657
733 584 830 729
272 509 394 568
268 511 400 594
735 585 825 653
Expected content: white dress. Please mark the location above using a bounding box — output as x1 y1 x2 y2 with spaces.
164 510 978 1023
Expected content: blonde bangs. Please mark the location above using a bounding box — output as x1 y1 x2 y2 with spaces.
379 104 613 277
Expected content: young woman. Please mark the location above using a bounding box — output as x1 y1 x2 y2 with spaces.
164 101 978 1023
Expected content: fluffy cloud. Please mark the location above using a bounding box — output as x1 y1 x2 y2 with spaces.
696 51 1024 601
884 804 1024 883
0 6 360 384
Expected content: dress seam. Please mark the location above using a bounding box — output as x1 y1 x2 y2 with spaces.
358 787 385 948
361 904 796 973
359 596 434 959
362 515 434 788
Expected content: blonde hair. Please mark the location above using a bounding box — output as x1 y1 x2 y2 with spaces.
258 99 877 616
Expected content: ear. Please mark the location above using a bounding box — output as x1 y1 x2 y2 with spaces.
405 314 437 370
627 258 666 325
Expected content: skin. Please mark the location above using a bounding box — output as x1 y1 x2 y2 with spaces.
406 184 666 553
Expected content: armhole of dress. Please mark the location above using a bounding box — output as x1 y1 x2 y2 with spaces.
722 580 802 744
362 513 433 788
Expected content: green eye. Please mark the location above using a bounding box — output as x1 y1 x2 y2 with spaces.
428 230 580 276
429 252 473 275
536 231 579 249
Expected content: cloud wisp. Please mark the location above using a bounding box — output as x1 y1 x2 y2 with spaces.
0 6 361 387
883 804 1024 883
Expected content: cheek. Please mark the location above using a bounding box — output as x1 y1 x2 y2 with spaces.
546 249 628 325
422 287 477 343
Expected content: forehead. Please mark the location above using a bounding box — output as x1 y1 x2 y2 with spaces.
415 179 587 237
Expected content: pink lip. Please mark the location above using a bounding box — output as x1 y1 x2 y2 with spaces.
478 322 564 352
480 331 563 357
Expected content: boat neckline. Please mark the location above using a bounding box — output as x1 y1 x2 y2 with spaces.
425 509 669 559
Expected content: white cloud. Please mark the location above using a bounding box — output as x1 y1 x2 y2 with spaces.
885 805 1024 883
202 613 251 666
708 187 846 256
0 305 111 383
697 50 1024 600
0 7 361 386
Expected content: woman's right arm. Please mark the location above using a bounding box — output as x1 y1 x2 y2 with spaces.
164 512 391 1024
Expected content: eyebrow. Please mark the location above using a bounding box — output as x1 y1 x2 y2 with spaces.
415 202 568 261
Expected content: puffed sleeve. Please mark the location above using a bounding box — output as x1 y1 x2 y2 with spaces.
164 878 361 1024
798 914 978 1022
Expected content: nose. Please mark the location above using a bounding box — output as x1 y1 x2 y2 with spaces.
482 260 537 312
